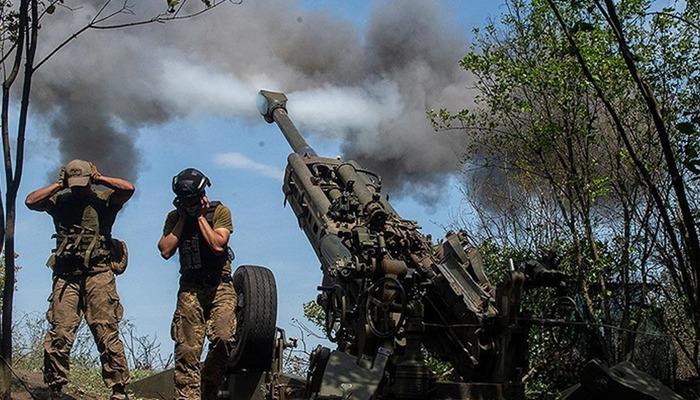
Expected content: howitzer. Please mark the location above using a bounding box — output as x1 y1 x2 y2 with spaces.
128 91 686 400
253 90 535 399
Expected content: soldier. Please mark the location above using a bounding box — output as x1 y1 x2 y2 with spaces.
157 168 236 400
25 159 134 400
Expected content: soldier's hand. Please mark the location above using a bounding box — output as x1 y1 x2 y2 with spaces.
176 204 187 219
90 162 102 183
199 196 210 218
57 166 67 188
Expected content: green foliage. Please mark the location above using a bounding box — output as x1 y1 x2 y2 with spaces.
433 0 700 391
302 300 325 331
166 0 180 12
0 2 21 44
423 353 455 381
167 0 212 13
478 238 533 278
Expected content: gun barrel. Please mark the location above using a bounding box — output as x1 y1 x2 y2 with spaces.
258 90 317 157
272 108 317 157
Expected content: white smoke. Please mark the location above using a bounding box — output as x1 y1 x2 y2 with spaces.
214 152 284 180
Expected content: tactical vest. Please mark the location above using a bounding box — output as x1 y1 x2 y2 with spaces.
178 201 230 283
48 191 115 275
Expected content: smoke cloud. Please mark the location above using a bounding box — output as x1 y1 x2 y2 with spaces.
31 0 470 203
214 152 284 181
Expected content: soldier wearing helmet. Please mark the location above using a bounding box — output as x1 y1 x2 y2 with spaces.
25 159 134 400
158 168 236 400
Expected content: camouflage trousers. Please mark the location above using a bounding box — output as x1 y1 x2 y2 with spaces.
44 270 130 389
172 279 237 400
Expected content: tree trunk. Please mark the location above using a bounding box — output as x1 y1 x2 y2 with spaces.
0 1 36 397
600 0 700 370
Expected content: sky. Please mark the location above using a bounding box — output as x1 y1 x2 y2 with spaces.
11 0 505 362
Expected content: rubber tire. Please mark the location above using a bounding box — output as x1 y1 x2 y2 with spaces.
228 265 278 371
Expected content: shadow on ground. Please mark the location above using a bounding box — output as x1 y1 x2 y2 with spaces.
11 370 99 400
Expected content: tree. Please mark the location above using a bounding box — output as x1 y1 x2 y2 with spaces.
544 0 700 375
0 1 236 396
431 0 698 394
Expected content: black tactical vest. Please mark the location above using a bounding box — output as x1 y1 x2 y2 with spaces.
178 201 229 283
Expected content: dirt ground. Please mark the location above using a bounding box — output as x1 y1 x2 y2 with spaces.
11 370 100 400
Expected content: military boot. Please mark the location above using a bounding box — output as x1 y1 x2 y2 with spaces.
110 384 129 400
49 384 64 400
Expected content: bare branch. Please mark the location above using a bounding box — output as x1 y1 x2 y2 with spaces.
92 0 233 29
646 11 700 32
34 0 239 71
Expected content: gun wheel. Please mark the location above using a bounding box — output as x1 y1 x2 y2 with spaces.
228 265 278 371
364 277 407 338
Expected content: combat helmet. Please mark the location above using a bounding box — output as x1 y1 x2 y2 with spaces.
172 168 210 198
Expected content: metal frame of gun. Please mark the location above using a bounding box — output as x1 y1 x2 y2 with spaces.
256 90 543 399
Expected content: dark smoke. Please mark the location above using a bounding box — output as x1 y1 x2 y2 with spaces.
30 0 470 201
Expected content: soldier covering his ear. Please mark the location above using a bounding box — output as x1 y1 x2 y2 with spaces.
25 159 134 400
158 168 236 400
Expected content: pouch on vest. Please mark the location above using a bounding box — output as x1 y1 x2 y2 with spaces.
179 236 203 272
110 238 128 275
51 225 111 273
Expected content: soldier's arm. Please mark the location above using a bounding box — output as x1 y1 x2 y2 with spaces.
25 182 62 211
198 219 230 255
90 165 134 207
197 197 231 255
94 174 135 207
158 214 185 259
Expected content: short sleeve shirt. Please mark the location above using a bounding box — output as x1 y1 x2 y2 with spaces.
162 203 234 236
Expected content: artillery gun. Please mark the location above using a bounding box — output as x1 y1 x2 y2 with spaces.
236 90 547 400
129 90 685 400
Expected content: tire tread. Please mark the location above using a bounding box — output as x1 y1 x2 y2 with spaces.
229 265 277 371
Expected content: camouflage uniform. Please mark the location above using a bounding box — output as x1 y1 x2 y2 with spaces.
163 203 237 400
40 189 130 390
